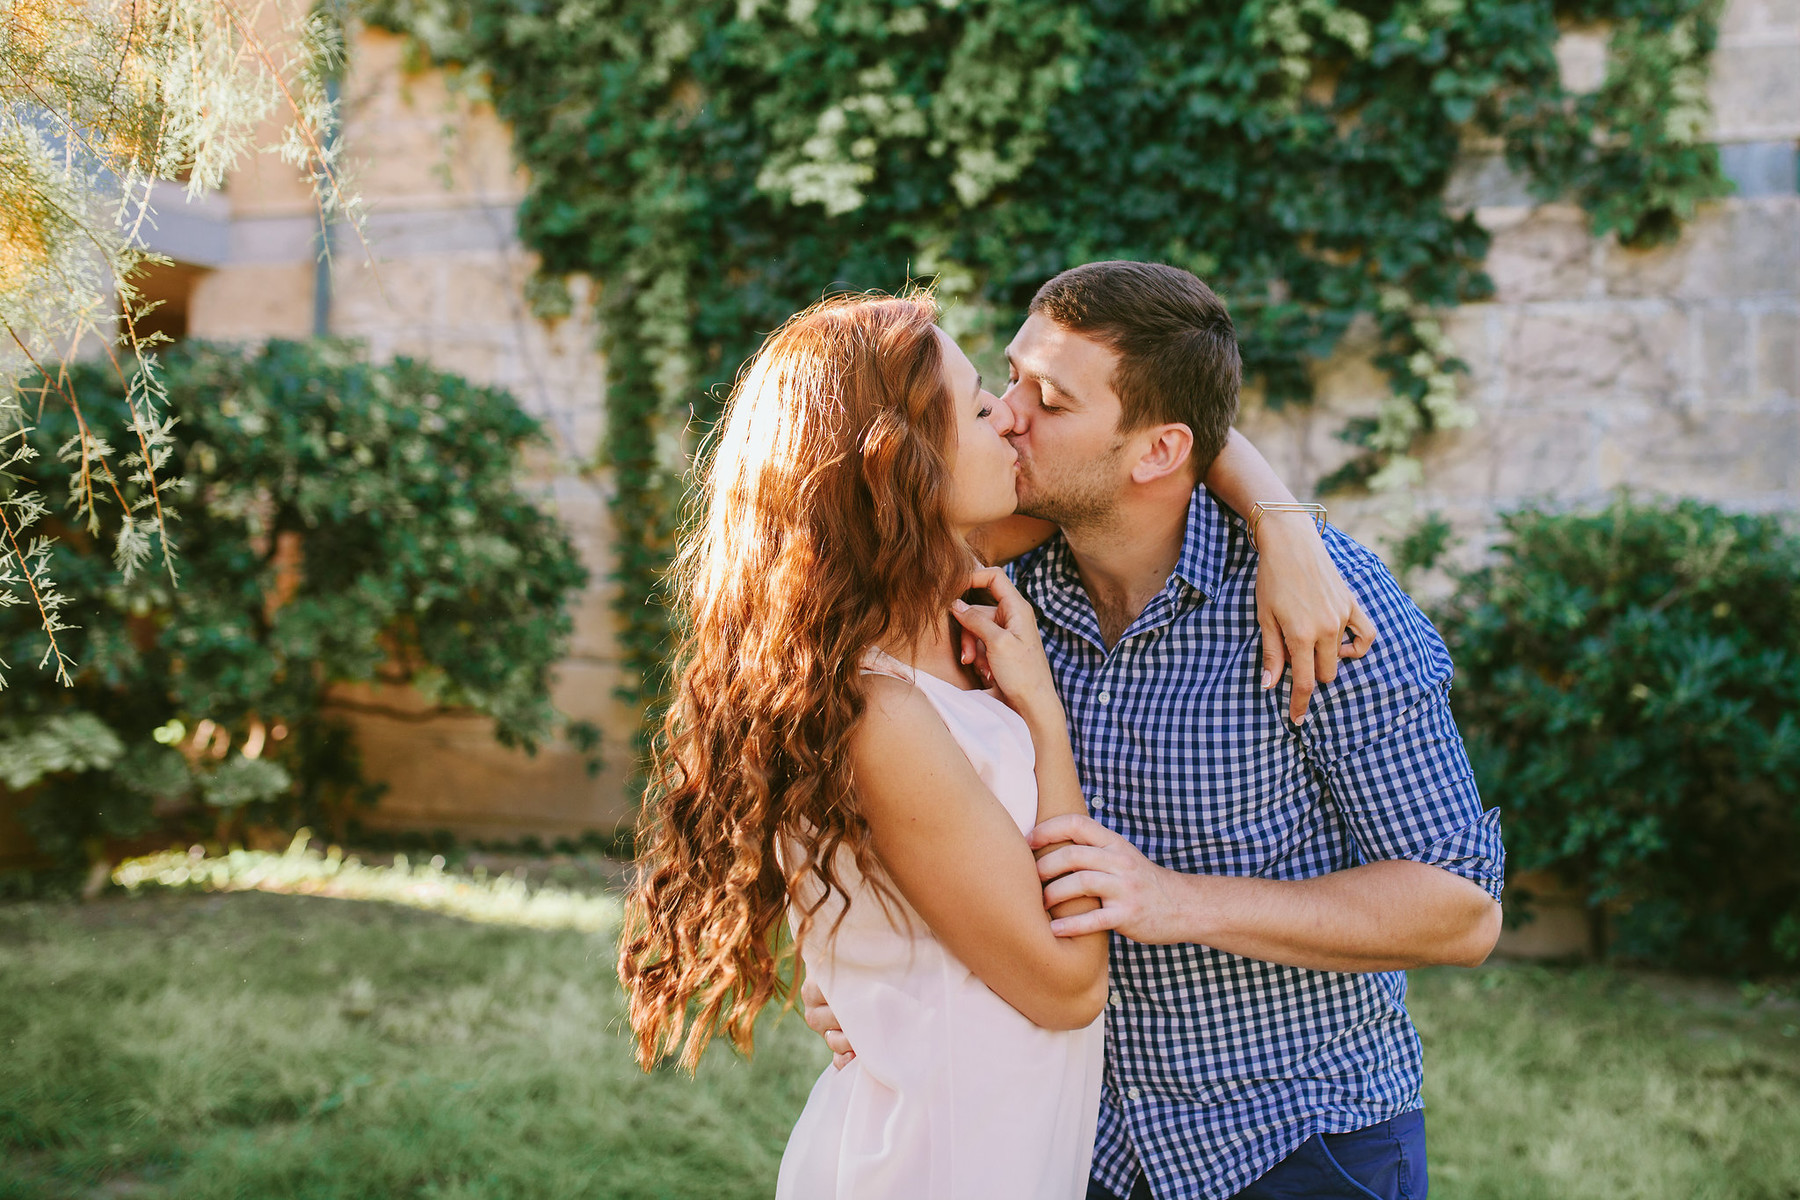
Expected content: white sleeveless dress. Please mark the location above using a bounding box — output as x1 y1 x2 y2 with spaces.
775 648 1104 1200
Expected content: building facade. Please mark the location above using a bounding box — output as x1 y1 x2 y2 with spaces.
139 1 1800 842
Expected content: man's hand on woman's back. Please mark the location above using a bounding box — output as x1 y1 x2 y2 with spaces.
800 977 856 1070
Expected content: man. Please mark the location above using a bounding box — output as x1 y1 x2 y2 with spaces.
809 261 1504 1199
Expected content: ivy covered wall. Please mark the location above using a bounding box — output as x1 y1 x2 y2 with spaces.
359 0 1746 763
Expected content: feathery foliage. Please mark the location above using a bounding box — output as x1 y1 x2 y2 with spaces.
1 0 358 684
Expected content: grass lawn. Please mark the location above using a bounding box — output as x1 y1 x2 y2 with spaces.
1 891 1796 1199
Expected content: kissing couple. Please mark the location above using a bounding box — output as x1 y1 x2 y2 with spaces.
621 261 1505 1200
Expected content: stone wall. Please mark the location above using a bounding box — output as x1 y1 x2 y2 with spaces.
148 1 1798 851
1240 0 1800 562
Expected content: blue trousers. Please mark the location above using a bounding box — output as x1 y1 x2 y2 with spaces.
1086 1111 1428 1200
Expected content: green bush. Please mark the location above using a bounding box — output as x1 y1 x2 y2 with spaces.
1436 496 1800 971
0 340 589 867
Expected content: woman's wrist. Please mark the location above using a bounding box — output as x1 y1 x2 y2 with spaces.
1251 506 1327 552
1018 692 1070 741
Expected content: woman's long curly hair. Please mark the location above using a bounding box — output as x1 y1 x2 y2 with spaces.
619 291 974 1071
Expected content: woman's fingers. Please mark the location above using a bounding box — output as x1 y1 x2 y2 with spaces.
1286 633 1317 725
1312 636 1338 705
950 598 1005 644
1343 598 1376 658
966 566 1036 633
1258 607 1288 692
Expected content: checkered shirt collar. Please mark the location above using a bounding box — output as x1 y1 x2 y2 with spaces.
1016 485 1229 613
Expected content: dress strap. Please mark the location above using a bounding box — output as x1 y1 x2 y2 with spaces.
859 645 917 683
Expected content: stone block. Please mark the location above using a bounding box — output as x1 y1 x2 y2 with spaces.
409 337 503 387
187 263 316 339
342 27 432 125
1423 408 1603 500
1437 307 1499 401
1231 399 1341 504
1718 141 1799 198
229 214 319 267
352 710 636 839
1699 307 1753 397
222 139 318 219
347 116 527 208
1758 309 1799 397
329 255 446 330
1444 154 1536 211
1708 42 1800 143
437 254 535 326
549 659 641 740
1554 30 1608 94
1720 0 1800 37
1502 305 1688 400
1596 401 1798 496
1602 199 1800 300
1482 207 1596 303
568 590 622 662
362 204 521 257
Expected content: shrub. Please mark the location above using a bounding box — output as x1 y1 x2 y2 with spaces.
1436 496 1800 971
0 340 589 868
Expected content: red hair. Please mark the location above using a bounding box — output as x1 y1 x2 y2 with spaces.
619 290 970 1070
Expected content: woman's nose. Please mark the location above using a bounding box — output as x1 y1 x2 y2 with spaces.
987 391 1017 435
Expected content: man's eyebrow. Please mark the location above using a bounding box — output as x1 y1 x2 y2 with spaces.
1005 347 1080 405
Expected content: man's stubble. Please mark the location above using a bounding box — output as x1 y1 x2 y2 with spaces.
1012 438 1129 536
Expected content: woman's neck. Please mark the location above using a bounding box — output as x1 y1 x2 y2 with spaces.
879 552 987 690
889 617 984 691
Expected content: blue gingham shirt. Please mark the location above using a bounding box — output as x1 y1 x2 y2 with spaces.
1011 487 1504 1200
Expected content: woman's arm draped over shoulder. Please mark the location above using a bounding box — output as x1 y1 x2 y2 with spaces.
1204 429 1378 722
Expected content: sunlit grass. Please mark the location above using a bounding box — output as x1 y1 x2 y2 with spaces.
111 833 621 934
0 891 1794 1199
0 892 820 1200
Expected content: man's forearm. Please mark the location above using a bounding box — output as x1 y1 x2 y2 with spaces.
1166 859 1501 972
969 515 1059 566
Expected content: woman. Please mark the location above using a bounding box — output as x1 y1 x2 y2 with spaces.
619 291 1359 1198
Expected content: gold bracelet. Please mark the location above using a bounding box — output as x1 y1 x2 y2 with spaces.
1248 501 1327 551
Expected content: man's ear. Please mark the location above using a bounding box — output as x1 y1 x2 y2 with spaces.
1129 423 1195 484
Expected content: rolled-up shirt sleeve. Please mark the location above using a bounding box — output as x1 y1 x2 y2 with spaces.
1309 560 1506 901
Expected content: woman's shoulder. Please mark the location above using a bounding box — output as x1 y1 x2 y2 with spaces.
850 673 972 791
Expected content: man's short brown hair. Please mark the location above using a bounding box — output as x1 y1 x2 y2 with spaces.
1029 261 1241 476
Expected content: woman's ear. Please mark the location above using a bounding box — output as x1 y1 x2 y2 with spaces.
1129 423 1195 484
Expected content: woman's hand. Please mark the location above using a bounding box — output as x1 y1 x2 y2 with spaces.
951 567 1064 732
1255 513 1377 724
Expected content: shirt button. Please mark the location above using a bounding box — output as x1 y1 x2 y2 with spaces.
1090 796 1104 812
1097 690 1111 705
1127 1087 1141 1101
1108 990 1122 1008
